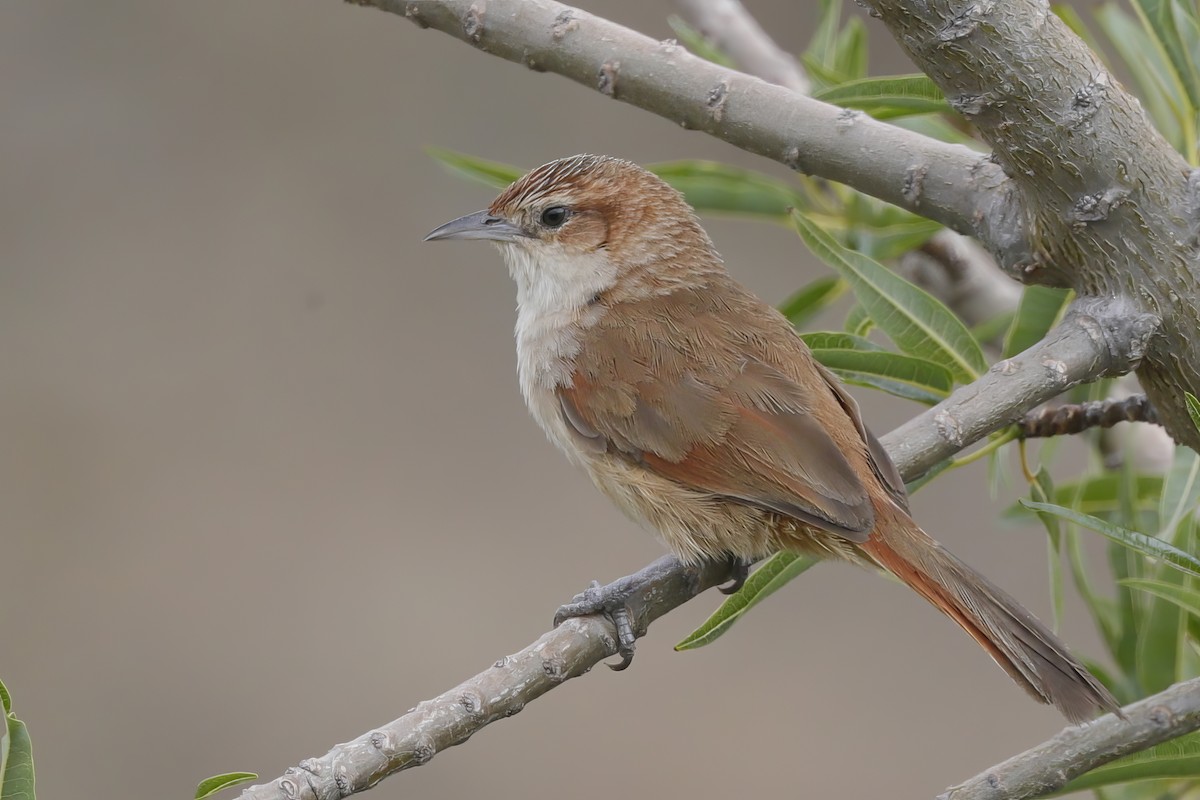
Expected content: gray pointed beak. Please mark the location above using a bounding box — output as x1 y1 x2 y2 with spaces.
423 210 527 243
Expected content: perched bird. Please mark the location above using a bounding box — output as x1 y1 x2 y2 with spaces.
426 154 1120 723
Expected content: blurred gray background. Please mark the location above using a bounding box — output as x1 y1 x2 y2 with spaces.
1 2 1108 798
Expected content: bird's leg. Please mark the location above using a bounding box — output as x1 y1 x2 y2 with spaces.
553 576 642 670
718 555 754 595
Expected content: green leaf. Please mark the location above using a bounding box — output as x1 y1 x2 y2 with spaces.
1133 560 1187 694
1002 286 1072 359
1020 500 1200 578
1188 392 1200 432
780 277 847 329
676 553 819 649
804 0 843 79
666 16 734 67
0 679 35 800
832 17 867 81
427 147 521 189
1095 5 1187 153
814 74 948 119
196 772 258 799
650 161 801 218
792 211 987 382
1029 467 1064 630
811 349 953 404
848 217 942 262
1123 578 1200 620
1003 474 1165 520
843 303 874 337
1132 0 1200 110
799 331 882 351
1159 447 1200 541
1054 731 1200 794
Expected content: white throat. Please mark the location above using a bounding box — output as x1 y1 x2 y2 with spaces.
498 243 617 462
501 243 617 387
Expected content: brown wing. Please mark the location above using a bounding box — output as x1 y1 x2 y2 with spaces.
557 280 886 540
812 362 909 512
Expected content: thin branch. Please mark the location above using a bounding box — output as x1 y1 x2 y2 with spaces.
236 297 1158 800
941 676 1200 800
1019 395 1159 439
378 0 1020 256
883 296 1159 479
674 0 809 93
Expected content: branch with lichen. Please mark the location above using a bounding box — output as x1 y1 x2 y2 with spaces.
235 297 1160 800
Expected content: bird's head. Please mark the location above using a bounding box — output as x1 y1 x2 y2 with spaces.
426 154 720 311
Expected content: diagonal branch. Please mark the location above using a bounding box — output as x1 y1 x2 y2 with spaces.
236 297 1158 800
942 675 1200 800
372 0 1022 259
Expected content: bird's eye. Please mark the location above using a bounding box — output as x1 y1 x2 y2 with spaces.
540 206 570 228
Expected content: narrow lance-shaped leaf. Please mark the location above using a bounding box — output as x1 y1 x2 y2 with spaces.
799 331 881 351
0 679 34 800
1020 500 1200 578
1002 286 1072 359
811 349 952 405
780 277 847 329
793 211 987 382
677 553 819 650
813 74 948 119
1187 391 1200 432
1158 446 1200 541
1095 5 1187 152
196 773 259 800
1131 0 1200 110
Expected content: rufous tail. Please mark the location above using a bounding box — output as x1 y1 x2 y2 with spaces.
861 508 1122 724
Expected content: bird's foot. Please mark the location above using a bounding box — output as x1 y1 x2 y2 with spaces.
554 579 638 671
718 556 755 595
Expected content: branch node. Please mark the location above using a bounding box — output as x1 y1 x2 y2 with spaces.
1067 188 1130 227
903 163 928 204
551 8 578 39
462 2 484 43
836 107 864 127
597 60 619 97
706 80 729 122
934 409 964 446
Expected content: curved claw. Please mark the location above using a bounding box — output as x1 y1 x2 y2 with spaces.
606 605 636 670
718 557 753 595
553 579 638 669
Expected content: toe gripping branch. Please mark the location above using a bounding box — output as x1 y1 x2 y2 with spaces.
552 555 752 670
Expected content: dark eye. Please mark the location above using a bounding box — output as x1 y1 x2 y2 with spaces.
540 206 570 228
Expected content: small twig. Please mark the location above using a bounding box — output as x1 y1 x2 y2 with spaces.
941 676 1200 800
1019 395 1160 439
674 0 809 93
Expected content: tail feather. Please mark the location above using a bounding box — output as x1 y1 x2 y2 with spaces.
862 512 1122 724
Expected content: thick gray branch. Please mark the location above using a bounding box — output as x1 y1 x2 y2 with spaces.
235 297 1158 800
942 676 1200 800
381 0 1017 250
674 0 809 93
